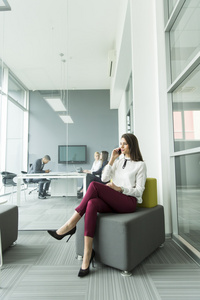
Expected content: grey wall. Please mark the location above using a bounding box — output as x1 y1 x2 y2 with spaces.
28 90 118 172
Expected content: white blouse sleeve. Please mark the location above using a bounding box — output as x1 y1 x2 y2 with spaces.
123 163 147 198
90 160 102 173
90 161 95 173
101 163 115 182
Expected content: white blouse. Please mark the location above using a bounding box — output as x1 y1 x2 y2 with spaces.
101 158 147 203
90 160 102 173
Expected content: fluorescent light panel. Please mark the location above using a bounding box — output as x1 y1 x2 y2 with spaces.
44 97 67 111
59 115 74 123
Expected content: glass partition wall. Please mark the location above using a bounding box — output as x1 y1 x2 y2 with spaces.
0 1 120 231
0 61 29 195
165 0 200 261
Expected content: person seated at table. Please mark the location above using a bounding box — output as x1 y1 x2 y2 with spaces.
77 151 101 196
28 155 51 199
77 151 109 198
87 151 109 186
83 151 101 174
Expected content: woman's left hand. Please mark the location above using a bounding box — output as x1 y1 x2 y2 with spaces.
106 182 121 192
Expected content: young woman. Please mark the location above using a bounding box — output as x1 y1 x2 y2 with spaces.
85 151 109 189
83 151 101 174
77 151 109 197
48 133 147 277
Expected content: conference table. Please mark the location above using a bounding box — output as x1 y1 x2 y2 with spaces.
16 172 87 206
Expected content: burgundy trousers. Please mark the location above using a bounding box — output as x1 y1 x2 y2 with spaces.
75 181 137 237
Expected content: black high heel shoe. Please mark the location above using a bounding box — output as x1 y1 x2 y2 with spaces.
78 249 95 277
47 227 76 242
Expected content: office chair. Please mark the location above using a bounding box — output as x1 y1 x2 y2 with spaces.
21 171 38 200
0 171 17 202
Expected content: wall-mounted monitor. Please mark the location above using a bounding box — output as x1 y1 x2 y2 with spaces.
58 145 87 164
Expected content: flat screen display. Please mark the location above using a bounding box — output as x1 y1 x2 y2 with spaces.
58 145 87 164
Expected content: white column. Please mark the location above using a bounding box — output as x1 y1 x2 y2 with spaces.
130 0 171 234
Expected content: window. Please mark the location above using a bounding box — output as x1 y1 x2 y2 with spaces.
173 110 200 140
175 153 200 252
169 0 200 82
172 65 200 151
173 111 183 140
0 61 28 195
164 0 200 259
6 100 25 173
8 74 27 108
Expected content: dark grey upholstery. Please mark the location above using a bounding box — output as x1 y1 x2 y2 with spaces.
76 205 165 272
0 205 18 252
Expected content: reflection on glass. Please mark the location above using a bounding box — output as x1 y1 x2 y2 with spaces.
173 110 200 140
8 75 26 107
170 0 200 81
172 64 200 151
168 0 178 17
175 153 200 252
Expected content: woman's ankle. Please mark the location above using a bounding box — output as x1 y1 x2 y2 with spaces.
57 223 71 235
56 212 81 235
82 257 90 269
82 249 92 268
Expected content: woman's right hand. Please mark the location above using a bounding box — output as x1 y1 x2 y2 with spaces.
109 148 121 165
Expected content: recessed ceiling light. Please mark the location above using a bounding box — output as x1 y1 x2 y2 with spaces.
59 115 74 124
44 97 67 111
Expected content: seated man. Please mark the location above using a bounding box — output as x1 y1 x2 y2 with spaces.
28 155 51 199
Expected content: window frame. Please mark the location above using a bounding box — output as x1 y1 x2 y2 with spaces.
164 0 200 263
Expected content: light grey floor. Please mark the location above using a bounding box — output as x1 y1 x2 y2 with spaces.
1 189 200 299
1 233 200 300
2 188 81 230
18 193 81 230
2 185 200 251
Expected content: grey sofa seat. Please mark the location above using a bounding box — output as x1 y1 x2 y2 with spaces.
0 205 18 252
76 205 165 273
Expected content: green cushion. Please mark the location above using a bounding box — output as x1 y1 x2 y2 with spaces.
137 178 157 208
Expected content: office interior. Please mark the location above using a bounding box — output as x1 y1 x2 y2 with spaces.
0 0 200 297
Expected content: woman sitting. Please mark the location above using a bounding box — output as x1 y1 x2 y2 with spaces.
77 151 109 198
83 151 101 174
48 133 147 277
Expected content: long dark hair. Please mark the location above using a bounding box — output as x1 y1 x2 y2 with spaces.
121 133 143 161
101 151 109 162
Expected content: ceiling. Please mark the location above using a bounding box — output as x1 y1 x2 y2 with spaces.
0 0 124 91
